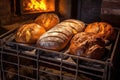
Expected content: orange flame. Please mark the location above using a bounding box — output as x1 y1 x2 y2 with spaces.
23 0 55 13
24 0 47 11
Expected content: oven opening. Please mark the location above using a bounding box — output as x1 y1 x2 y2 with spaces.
22 0 55 14
14 0 73 20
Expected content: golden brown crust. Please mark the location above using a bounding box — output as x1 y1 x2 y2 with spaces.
37 24 73 51
61 19 85 34
85 22 115 41
37 19 85 51
15 23 46 44
69 32 105 59
34 13 60 31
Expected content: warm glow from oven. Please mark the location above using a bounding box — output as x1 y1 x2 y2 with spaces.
27 0 46 11
23 0 55 13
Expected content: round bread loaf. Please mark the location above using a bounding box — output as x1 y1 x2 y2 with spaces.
85 22 115 41
69 32 105 59
34 13 60 31
37 19 85 51
15 23 46 44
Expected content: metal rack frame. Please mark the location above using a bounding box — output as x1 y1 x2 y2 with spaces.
0 28 120 80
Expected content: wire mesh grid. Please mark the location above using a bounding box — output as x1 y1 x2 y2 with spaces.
0 28 120 80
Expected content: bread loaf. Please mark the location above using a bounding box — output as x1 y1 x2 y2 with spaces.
34 13 60 31
69 32 105 59
85 22 115 41
37 19 85 51
15 23 46 44
60 19 85 34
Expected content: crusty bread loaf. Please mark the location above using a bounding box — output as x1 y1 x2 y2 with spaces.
34 13 60 31
60 19 85 34
85 22 115 41
69 32 105 59
37 19 85 51
15 23 46 44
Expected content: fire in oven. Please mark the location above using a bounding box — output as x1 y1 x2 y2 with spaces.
14 0 72 20
0 0 120 80
21 0 55 14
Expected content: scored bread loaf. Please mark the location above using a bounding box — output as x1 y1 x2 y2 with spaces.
37 19 85 51
85 22 115 41
15 23 46 44
69 32 105 59
34 13 60 31
59 19 85 34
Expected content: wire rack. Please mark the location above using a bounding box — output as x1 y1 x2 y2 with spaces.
0 28 120 80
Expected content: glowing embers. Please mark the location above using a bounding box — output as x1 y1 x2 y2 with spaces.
23 0 55 13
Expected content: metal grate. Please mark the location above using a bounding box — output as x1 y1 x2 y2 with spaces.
0 28 18 80
0 28 120 80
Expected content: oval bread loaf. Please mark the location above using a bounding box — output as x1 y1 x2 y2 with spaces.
15 23 46 44
34 13 60 31
59 19 85 34
37 19 85 51
69 32 105 59
85 22 115 41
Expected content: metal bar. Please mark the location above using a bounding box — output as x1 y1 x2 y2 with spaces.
60 52 63 80
38 69 75 80
78 64 105 72
40 55 105 72
2 60 18 66
74 56 79 80
108 62 112 80
1 60 37 71
17 44 20 80
0 42 5 80
37 50 39 80
2 70 35 80
5 41 107 64
1 51 37 62
0 41 2 80
102 62 109 80
110 29 120 63
39 59 60 67
0 27 17 39
1 27 119 80
62 66 103 78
